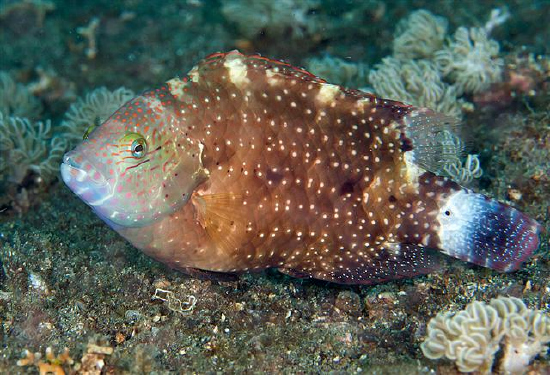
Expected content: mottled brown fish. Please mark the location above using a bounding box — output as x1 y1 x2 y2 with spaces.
61 51 541 284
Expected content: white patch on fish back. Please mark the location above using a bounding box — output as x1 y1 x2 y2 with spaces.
402 152 423 191
224 55 250 87
316 84 340 105
167 78 188 101
266 69 281 86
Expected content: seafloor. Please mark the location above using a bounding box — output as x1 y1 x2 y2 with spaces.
0 0 549 374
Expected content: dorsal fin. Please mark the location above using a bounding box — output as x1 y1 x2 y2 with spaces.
195 50 328 84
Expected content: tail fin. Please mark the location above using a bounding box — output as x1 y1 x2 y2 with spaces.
398 108 540 272
435 188 541 272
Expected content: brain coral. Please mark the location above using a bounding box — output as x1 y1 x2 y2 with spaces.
421 296 550 374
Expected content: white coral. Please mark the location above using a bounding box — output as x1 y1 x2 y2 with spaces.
0 113 67 184
421 296 550 374
393 10 448 59
435 27 503 95
369 57 463 118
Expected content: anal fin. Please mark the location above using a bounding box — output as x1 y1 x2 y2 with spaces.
280 243 443 285
180 267 239 282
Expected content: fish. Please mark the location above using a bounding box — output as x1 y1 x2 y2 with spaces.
60 51 542 284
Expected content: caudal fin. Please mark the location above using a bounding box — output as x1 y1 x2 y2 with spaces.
435 189 541 272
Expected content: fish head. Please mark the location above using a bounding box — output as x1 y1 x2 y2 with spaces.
61 87 208 228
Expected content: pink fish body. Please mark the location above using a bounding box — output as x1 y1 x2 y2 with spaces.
61 51 541 284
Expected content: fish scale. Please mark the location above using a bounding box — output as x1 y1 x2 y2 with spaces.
61 51 541 284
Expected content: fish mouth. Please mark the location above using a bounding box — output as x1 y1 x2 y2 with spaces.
61 151 111 206
61 152 88 188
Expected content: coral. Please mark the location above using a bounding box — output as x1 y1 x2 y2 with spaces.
76 17 100 59
393 10 448 59
366 9 508 187
78 343 114 374
0 71 42 119
305 55 369 88
27 66 77 105
443 154 483 185
421 296 550 374
435 27 503 95
0 113 66 184
60 87 134 147
370 8 506 116
483 7 510 34
221 0 320 40
17 343 113 375
369 57 463 118
17 347 73 375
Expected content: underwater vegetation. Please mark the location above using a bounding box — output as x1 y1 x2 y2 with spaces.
0 0 549 373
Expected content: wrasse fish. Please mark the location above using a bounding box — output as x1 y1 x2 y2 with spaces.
61 51 541 284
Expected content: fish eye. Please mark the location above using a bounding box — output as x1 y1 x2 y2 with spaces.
131 138 147 158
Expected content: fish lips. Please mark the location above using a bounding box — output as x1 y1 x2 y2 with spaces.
61 151 111 207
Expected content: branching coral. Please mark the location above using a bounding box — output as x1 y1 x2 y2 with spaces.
0 71 43 119
0 113 67 184
435 27 503 95
421 296 550 374
306 55 369 88
60 87 134 147
393 10 448 59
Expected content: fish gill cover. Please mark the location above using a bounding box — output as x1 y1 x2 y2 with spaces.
0 0 548 373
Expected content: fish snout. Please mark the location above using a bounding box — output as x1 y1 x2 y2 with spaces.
61 151 109 202
61 151 87 185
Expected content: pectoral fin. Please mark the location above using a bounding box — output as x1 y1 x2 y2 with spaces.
192 193 249 259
